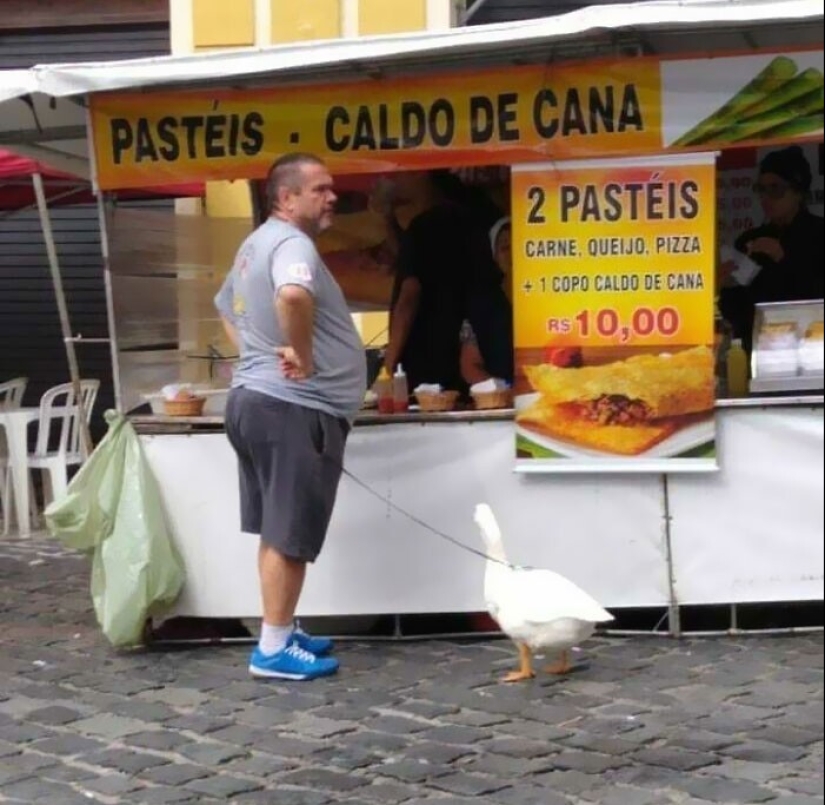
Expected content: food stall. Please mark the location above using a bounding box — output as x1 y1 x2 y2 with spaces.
2 0 822 634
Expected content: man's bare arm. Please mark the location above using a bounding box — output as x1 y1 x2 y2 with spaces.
275 284 315 375
460 339 490 385
384 277 421 371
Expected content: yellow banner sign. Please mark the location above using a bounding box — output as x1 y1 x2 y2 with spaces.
89 47 823 190
90 58 660 189
511 154 718 472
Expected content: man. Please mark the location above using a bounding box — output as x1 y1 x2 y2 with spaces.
384 169 503 392
215 153 366 681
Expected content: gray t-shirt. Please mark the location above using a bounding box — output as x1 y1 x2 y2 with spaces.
215 217 366 423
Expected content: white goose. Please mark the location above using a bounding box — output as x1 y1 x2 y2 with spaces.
474 503 614 683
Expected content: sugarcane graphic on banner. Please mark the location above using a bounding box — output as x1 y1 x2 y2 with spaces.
672 56 824 147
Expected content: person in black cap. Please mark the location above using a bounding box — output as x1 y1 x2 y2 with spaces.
719 145 824 352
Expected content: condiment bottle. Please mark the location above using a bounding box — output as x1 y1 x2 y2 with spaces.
726 338 749 398
376 366 394 414
392 364 409 413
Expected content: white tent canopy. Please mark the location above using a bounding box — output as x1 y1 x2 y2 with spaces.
0 0 821 177
18 0 825 96
0 70 37 104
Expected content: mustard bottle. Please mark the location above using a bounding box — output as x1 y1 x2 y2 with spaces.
726 338 749 398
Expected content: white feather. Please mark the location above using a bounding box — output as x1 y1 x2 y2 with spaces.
475 503 613 653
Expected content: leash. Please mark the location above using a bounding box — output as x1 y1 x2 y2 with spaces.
340 466 519 570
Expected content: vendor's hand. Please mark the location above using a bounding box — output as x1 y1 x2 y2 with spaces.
276 346 313 380
717 259 738 288
746 237 784 263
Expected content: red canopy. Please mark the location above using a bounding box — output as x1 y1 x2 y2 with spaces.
0 149 204 211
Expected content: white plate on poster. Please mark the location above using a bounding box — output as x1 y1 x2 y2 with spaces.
514 393 715 459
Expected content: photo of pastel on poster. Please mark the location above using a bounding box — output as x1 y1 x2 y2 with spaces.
511 153 718 474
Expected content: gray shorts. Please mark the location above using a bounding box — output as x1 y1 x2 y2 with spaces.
224 387 349 562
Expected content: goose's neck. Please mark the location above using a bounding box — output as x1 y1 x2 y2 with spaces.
485 540 509 565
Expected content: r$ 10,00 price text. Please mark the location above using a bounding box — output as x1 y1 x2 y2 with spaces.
548 307 681 343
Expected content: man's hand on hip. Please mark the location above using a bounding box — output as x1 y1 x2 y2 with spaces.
276 346 314 380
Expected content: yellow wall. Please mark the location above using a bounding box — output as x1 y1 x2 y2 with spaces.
270 0 341 42
192 0 255 48
204 181 253 219
357 0 426 35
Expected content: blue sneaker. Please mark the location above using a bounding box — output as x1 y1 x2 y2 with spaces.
249 643 339 681
292 628 334 656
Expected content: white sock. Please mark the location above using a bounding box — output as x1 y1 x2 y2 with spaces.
259 622 294 656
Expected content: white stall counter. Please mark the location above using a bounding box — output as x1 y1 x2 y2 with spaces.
132 398 823 620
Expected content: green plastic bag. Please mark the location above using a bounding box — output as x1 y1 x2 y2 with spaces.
45 410 185 647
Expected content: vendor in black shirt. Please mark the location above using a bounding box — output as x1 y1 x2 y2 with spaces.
384 170 503 392
719 145 825 352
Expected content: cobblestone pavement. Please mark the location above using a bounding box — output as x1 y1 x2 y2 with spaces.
0 536 822 805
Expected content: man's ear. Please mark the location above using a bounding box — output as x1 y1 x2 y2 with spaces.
277 186 292 211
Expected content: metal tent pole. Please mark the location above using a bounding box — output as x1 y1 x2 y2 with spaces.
31 172 93 459
95 192 123 412
84 102 123 414
662 474 682 638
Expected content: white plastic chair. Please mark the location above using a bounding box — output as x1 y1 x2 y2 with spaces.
0 377 28 532
27 380 100 511
0 378 27 411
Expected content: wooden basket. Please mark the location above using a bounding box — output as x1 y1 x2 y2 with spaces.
414 390 460 412
472 389 513 410
163 396 206 417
